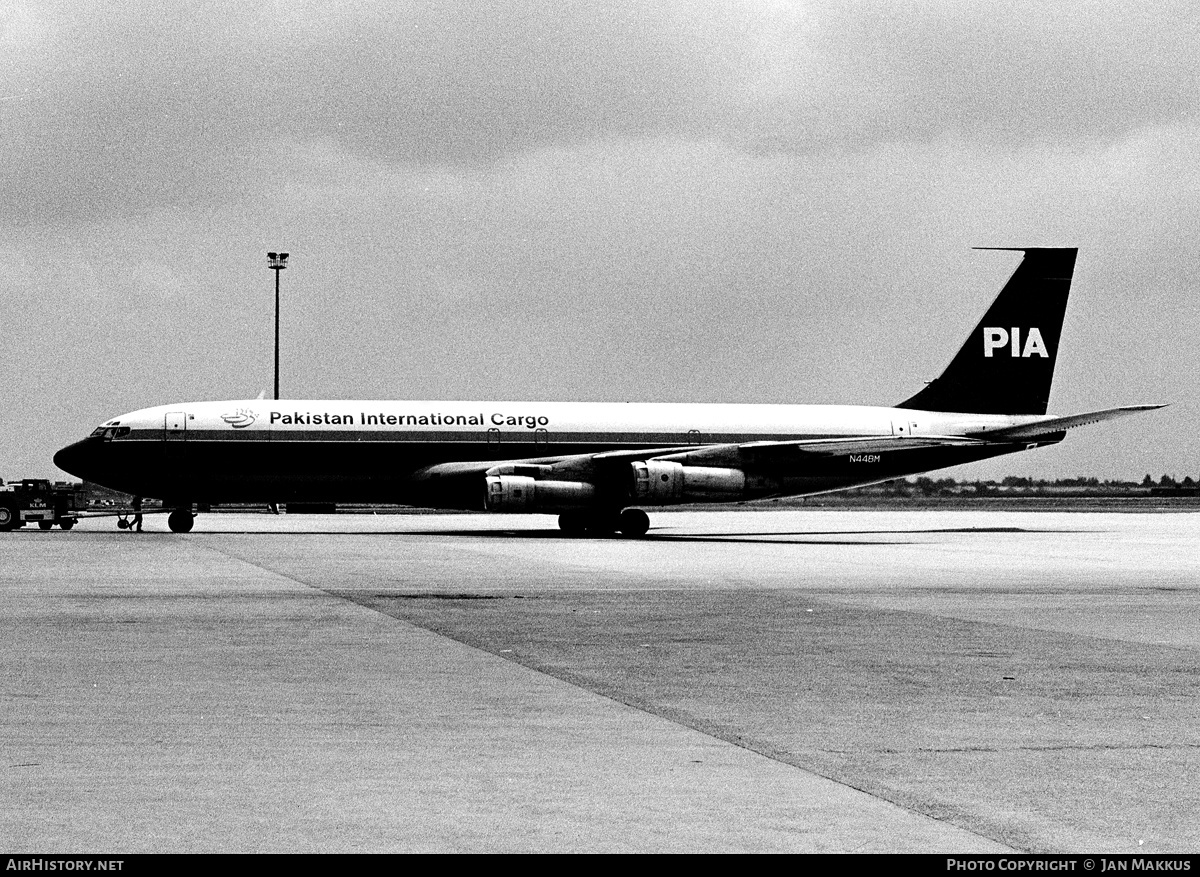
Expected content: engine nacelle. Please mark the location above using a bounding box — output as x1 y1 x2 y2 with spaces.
630 461 746 504
484 475 596 512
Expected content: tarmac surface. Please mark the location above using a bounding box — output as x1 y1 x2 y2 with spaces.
2 508 1198 853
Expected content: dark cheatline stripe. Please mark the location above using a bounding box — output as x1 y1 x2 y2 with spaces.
137 429 836 444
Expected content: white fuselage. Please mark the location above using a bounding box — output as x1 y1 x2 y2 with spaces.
98 399 1049 442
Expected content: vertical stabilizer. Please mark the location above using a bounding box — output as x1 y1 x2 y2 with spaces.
897 247 1077 415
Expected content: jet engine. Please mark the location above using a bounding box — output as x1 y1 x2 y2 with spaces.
484 475 596 512
630 460 746 504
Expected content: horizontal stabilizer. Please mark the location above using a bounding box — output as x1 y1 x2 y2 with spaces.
964 404 1167 441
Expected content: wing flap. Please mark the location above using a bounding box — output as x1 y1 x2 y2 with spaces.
650 435 988 466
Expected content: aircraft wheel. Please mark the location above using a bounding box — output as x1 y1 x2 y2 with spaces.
38 521 53 530
558 512 589 536
618 508 650 537
60 519 75 531
585 511 620 536
168 509 194 533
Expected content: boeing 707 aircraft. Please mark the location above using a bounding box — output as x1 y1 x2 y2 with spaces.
47 248 1161 536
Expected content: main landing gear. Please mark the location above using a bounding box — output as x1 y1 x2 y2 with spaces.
558 508 650 538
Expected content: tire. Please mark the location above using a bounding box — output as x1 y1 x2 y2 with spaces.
60 519 75 531
618 508 650 537
38 520 53 530
558 512 589 536
167 509 194 533
0 505 16 532
585 511 620 536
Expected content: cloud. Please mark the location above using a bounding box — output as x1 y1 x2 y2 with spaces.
2 0 1195 480
7 0 1198 227
741 1 1200 153
2 0 734 223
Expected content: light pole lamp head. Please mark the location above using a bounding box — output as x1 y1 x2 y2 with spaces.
267 252 289 270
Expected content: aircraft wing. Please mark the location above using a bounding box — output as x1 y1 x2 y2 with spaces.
597 435 992 466
412 435 991 481
966 404 1167 441
646 435 990 467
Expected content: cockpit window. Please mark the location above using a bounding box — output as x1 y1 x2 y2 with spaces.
91 422 131 439
92 426 131 442
91 420 123 438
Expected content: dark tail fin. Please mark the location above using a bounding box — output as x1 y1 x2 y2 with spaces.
897 247 1078 415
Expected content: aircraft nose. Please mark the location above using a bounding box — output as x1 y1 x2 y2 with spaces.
53 439 97 480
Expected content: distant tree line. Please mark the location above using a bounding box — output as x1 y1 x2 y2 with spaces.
852 475 1199 498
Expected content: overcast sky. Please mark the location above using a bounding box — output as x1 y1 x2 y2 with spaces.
4 0 1197 483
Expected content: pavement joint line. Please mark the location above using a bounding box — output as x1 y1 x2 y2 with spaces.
14 510 1197 851
178 538 1003 844
385 620 1012 849
814 593 1200 655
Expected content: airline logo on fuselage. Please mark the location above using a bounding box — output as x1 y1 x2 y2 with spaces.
221 409 258 428
983 327 1049 358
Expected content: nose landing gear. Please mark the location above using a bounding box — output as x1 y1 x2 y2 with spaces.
167 508 194 533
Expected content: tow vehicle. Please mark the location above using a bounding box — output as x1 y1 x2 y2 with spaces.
0 479 80 531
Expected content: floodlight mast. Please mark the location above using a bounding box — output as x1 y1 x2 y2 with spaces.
267 252 289 400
